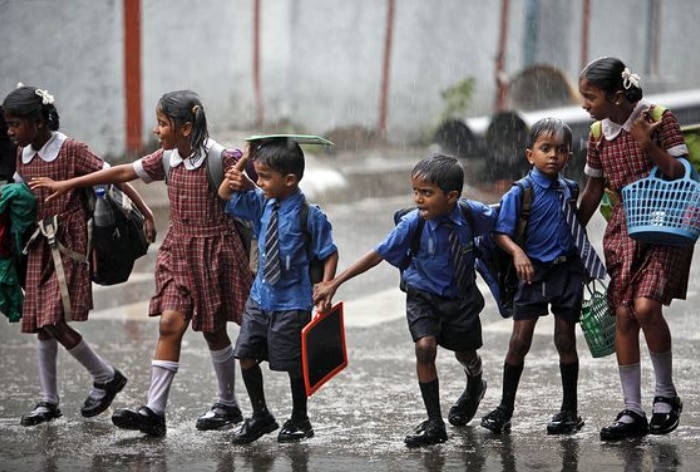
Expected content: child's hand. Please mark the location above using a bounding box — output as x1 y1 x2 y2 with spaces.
144 215 158 243
512 249 534 284
28 177 70 202
225 155 255 192
313 281 336 313
630 112 662 150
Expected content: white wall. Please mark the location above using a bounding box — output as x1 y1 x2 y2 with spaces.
2 0 699 156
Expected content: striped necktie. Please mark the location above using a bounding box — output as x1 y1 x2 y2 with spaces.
559 185 606 280
263 202 281 285
448 225 469 293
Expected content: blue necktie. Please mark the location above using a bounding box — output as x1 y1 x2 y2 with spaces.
263 202 281 285
559 185 606 280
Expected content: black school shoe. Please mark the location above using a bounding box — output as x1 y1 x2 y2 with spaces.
650 396 683 435
546 410 585 435
481 406 512 434
599 409 649 440
230 412 279 445
81 368 128 418
196 403 243 431
112 406 166 437
448 379 487 426
20 402 63 427
277 418 315 443
404 418 448 448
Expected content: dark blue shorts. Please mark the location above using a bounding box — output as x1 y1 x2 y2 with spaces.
513 257 585 322
405 284 484 352
233 297 311 374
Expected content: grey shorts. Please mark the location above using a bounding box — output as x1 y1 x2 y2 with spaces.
233 297 311 374
405 284 484 352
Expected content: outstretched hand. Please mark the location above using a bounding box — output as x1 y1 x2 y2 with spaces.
313 280 337 313
28 177 71 203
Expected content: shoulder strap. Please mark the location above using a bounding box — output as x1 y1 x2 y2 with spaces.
299 198 311 249
205 141 226 189
513 177 533 245
409 213 425 259
650 104 666 122
590 121 602 141
457 200 475 233
161 141 226 189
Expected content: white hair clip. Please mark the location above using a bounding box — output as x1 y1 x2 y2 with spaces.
35 88 55 105
621 67 641 90
16 82 24 88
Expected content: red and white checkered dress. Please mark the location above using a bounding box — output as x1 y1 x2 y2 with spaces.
18 139 102 333
137 148 252 332
586 106 693 309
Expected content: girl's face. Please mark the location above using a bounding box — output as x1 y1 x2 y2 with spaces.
411 175 458 220
3 112 43 148
153 108 190 153
253 161 296 200
526 131 570 179
578 77 618 121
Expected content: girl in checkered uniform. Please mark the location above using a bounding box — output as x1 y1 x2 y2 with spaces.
3 85 156 426
577 57 689 440
31 90 253 436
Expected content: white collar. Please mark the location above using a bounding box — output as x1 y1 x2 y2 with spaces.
601 100 651 141
22 131 67 164
168 138 218 170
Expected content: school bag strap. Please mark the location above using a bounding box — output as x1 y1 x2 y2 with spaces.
299 196 326 284
162 141 226 189
35 215 90 321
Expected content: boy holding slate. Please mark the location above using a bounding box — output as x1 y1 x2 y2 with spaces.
314 154 497 447
219 135 338 444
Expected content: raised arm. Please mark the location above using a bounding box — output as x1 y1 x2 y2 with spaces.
29 164 139 203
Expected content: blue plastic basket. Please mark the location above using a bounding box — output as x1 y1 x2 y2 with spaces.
622 158 700 246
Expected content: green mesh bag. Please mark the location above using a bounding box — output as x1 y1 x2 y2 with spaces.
580 280 616 358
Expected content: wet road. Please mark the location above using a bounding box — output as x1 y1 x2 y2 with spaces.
1 195 699 471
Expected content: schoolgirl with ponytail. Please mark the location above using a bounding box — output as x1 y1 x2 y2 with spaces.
31 89 253 437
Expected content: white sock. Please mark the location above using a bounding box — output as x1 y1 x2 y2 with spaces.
145 360 179 416
650 349 676 414
619 363 643 422
37 338 59 406
67 339 115 400
210 345 237 407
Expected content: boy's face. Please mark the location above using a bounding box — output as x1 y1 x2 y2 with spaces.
526 131 571 178
253 161 297 200
411 175 459 220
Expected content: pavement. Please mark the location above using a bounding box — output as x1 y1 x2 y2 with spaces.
1 143 700 471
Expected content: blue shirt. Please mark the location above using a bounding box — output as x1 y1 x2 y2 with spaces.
377 200 497 298
226 188 337 311
495 168 576 264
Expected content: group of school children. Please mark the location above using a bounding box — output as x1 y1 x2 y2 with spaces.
0 55 690 448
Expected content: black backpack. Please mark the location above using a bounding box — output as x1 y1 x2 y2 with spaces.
90 184 150 285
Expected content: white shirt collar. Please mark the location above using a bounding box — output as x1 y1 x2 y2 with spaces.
21 131 67 164
601 100 651 141
168 138 218 170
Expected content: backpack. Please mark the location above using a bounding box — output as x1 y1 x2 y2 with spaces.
89 184 150 286
475 176 578 318
162 143 256 270
299 198 327 284
393 199 475 292
591 106 700 220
